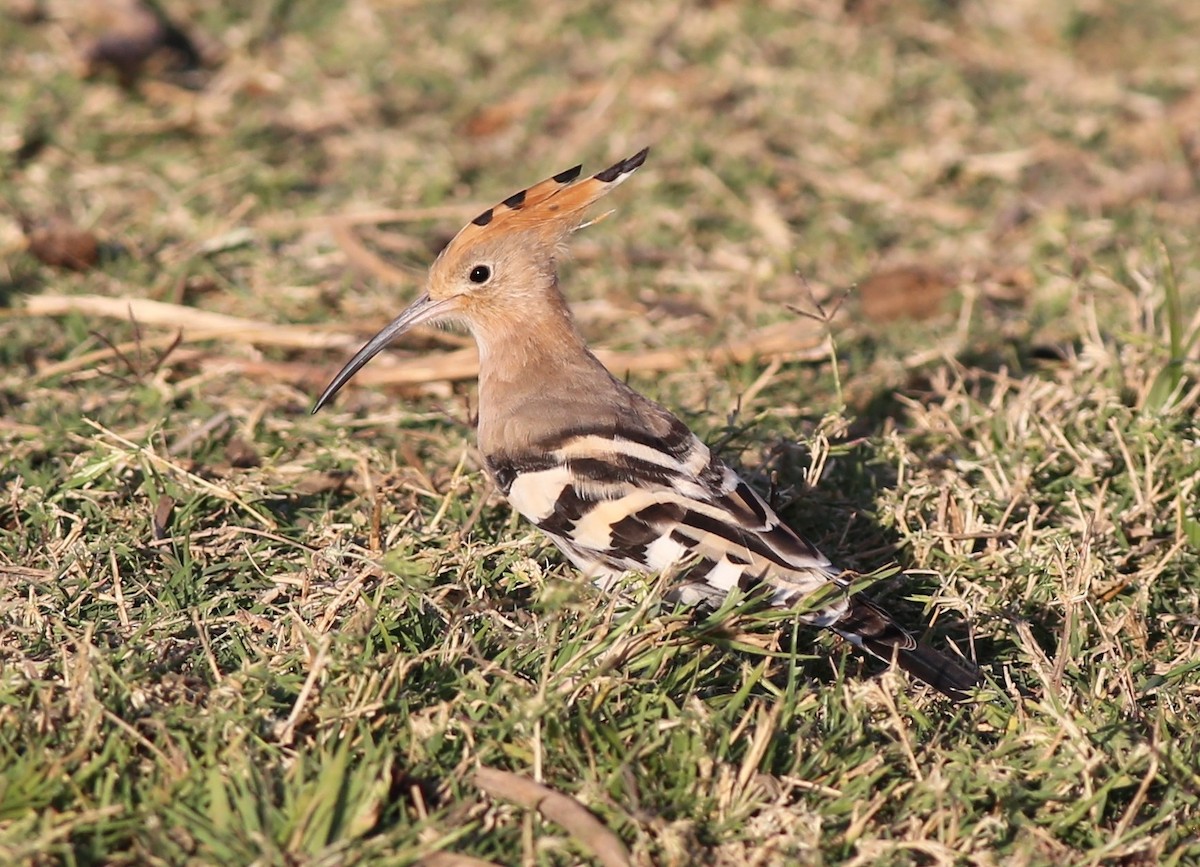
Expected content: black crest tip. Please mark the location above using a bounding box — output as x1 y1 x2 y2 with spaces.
593 146 650 183
553 164 584 184
501 189 527 209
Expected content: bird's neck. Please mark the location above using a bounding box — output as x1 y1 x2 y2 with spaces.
472 296 617 455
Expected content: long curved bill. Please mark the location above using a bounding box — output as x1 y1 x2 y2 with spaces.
311 292 449 413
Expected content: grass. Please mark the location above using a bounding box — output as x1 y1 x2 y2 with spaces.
2 0 1199 864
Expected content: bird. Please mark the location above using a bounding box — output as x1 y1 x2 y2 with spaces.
312 148 980 701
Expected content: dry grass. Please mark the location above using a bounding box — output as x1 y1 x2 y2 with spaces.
2 0 1199 864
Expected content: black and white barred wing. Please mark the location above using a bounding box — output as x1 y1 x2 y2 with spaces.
487 421 981 699
487 423 852 626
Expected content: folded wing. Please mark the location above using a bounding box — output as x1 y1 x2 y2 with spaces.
486 414 980 700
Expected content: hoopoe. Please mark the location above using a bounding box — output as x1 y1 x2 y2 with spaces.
313 148 980 701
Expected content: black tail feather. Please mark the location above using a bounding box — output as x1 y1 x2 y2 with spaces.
885 642 982 702
834 596 981 702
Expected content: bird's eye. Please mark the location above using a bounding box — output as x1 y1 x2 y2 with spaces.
469 265 491 284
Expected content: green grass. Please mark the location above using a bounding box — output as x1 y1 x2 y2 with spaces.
3 0 1200 864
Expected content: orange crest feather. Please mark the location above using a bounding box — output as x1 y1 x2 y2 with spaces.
444 147 649 254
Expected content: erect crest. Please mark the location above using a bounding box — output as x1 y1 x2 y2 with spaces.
441 147 649 254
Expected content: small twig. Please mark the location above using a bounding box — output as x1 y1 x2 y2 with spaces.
0 565 53 582
275 635 331 746
16 294 832 393
419 853 503 867
877 685 924 782
733 700 781 799
166 410 231 456
731 357 782 415
190 611 223 684
108 549 130 632
237 321 832 392
330 221 414 284
474 766 632 867
256 203 481 233
88 328 139 387
452 479 493 544
102 708 188 778
1111 731 1160 840
15 294 465 383
788 280 849 407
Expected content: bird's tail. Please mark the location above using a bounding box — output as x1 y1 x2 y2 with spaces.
833 595 981 702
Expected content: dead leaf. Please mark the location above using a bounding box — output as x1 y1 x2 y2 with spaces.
292 470 354 496
224 436 261 469
152 496 174 540
462 103 524 139
22 217 100 271
858 265 954 322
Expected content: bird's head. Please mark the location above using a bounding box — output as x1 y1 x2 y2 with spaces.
312 147 649 413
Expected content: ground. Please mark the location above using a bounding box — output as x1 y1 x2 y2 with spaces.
1 0 1199 864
